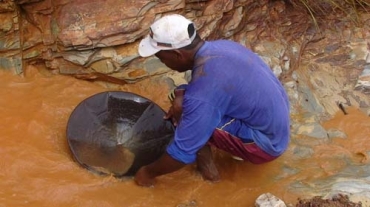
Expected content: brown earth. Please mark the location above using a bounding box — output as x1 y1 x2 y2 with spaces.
296 194 362 207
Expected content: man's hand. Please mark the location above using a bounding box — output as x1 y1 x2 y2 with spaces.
164 89 185 126
134 166 156 187
133 153 186 187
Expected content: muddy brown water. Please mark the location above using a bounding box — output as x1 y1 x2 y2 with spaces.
0 66 369 206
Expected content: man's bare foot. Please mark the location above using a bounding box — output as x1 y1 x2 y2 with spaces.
196 145 220 182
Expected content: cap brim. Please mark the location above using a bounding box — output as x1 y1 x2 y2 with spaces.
138 36 160 57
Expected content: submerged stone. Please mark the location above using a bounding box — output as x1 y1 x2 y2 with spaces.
255 193 286 207
66 91 174 177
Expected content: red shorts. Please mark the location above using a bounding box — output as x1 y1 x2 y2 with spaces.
208 129 278 164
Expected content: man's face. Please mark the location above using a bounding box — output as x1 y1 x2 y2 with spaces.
155 50 191 73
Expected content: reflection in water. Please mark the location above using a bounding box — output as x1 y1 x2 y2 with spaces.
0 66 369 206
69 139 136 176
116 120 135 144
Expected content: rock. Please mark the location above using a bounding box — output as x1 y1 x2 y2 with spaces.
292 146 314 159
296 80 326 114
202 0 233 16
177 200 197 207
61 50 95 66
355 65 370 94
0 13 14 33
0 56 22 74
255 193 286 207
90 59 116 74
273 65 283 78
57 0 154 49
324 178 370 206
327 128 347 139
219 6 243 38
298 194 362 207
296 122 328 139
0 1 15 12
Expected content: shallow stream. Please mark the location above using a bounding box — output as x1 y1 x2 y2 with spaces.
0 66 369 206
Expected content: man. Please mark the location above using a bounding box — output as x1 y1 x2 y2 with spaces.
134 14 290 187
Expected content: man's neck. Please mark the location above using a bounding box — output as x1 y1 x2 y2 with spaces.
192 40 205 59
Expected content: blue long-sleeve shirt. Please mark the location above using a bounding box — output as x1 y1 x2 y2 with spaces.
167 40 290 164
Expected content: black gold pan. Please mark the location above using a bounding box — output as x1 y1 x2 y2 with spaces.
66 91 174 177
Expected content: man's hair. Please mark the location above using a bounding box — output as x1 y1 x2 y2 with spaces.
181 23 201 51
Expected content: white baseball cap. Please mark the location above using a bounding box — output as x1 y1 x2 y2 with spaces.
138 14 196 57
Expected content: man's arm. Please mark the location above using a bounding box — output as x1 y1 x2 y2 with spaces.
134 152 186 187
134 86 187 187
164 88 185 126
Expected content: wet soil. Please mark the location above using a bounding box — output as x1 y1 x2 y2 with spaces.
297 194 362 207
